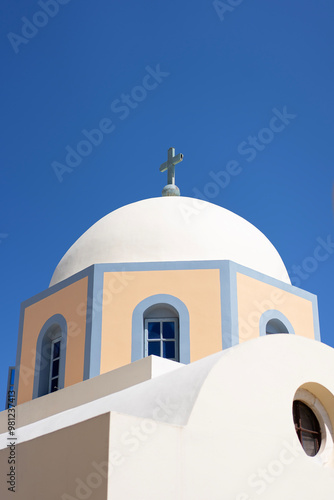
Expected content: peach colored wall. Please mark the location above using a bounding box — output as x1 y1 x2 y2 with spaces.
236 273 315 342
17 278 88 405
101 270 222 372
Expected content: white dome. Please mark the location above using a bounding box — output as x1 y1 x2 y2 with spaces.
50 197 290 286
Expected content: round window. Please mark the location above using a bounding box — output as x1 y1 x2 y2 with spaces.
293 400 321 456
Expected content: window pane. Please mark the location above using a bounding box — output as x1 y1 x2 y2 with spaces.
300 406 319 431
148 322 160 340
163 322 175 339
50 378 59 392
163 341 175 359
53 341 61 359
148 342 160 356
52 359 60 378
301 432 319 457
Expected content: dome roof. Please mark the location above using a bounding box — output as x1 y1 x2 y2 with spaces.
50 197 290 286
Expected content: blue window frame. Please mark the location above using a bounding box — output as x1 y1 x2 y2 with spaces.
131 294 190 364
144 318 179 361
33 314 67 399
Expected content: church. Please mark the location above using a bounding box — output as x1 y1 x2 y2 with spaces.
0 148 333 499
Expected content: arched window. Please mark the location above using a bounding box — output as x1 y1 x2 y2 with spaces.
131 294 190 364
266 318 289 335
49 333 61 393
259 310 295 337
33 315 67 398
144 304 179 361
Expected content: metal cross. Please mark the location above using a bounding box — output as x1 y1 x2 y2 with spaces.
160 147 184 186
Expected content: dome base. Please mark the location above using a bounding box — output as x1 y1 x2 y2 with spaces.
50 196 291 286
162 184 180 197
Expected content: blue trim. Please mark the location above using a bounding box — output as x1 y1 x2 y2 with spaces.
312 295 321 342
83 268 94 380
259 310 295 336
21 266 93 309
21 260 318 310
228 261 318 302
220 262 239 349
131 294 190 364
14 258 320 403
93 261 318 309
227 261 320 343
83 266 104 379
228 262 240 347
96 259 318 344
94 261 225 273
32 314 67 399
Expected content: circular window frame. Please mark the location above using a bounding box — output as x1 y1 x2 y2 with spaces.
293 388 333 464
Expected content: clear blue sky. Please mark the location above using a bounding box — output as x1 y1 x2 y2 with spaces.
1 0 333 409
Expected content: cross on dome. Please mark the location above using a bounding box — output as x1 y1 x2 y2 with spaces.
160 147 184 196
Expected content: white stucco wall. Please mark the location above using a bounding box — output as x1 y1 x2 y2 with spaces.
2 335 334 499
106 335 334 499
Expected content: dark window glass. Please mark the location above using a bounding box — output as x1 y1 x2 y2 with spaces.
53 341 61 359
266 319 289 334
52 359 60 378
163 341 175 359
49 338 61 394
148 322 160 340
50 378 59 393
293 400 321 456
163 322 175 339
148 342 160 356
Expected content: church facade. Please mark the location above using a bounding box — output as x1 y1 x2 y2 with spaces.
0 150 333 499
